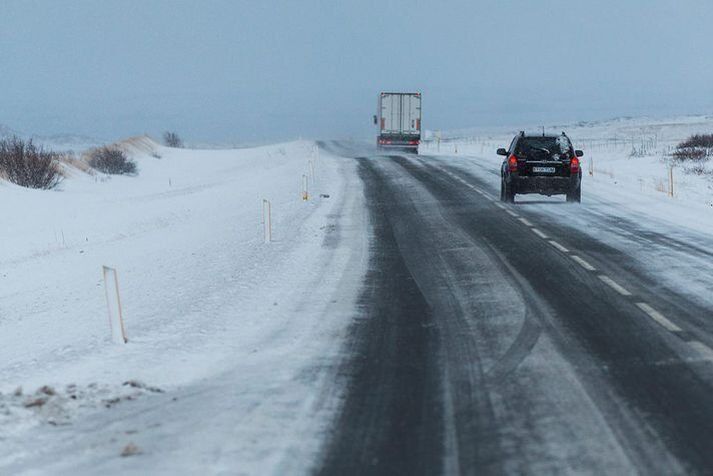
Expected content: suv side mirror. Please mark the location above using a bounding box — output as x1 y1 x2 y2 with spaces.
373 115 378 125
575 150 584 157
497 148 508 156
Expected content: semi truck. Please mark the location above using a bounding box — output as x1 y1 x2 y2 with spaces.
373 92 422 153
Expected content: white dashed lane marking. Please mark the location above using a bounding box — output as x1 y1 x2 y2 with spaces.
518 217 534 227
689 341 713 361
571 255 597 271
598 275 633 296
440 169 713 364
442 169 489 197
635 302 682 332
548 240 570 253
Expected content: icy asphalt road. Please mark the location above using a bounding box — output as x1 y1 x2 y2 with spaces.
317 145 713 475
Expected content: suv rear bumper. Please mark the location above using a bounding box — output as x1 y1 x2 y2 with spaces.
512 175 580 195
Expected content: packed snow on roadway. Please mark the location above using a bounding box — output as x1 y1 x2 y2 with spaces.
0 137 367 473
422 114 713 310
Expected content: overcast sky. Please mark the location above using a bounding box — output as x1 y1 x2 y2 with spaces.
1 0 712 143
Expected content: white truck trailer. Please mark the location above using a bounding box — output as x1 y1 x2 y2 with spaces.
373 92 422 153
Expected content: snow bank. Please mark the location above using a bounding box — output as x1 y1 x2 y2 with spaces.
0 140 365 473
109 135 161 158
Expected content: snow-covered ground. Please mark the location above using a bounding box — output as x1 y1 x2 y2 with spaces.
0 139 367 473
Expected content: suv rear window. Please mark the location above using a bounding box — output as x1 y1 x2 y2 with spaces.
516 136 572 157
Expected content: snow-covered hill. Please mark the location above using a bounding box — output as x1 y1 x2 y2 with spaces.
0 140 366 473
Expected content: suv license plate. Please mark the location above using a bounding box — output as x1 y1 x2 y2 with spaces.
532 166 556 173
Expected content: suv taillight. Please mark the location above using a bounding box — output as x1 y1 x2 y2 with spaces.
508 155 518 172
570 157 580 174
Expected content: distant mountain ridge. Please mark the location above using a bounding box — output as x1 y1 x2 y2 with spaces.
0 122 103 151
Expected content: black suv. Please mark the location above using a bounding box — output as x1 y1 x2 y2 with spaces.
498 132 583 203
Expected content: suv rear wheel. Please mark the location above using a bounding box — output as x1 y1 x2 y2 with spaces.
501 178 515 203
566 185 581 203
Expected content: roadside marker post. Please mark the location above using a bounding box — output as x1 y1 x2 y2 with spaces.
668 166 674 198
262 199 272 243
102 266 128 344
302 174 309 201
312 144 320 168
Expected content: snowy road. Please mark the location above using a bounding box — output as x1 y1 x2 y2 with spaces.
318 147 713 475
2 138 712 474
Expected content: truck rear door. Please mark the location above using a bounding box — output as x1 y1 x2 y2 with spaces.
403 94 421 136
380 93 400 134
380 93 421 136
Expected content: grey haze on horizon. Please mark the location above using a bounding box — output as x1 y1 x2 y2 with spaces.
1 0 712 144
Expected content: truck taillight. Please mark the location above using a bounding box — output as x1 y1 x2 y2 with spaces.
409 140 420 145
570 157 580 173
508 155 518 172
